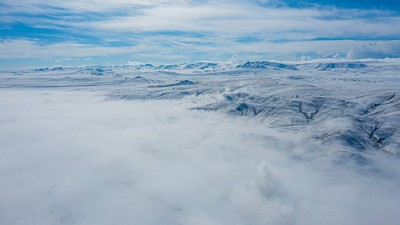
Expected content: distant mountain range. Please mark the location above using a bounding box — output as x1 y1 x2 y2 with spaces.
32 60 373 74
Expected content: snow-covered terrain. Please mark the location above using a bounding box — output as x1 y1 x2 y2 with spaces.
1 59 400 225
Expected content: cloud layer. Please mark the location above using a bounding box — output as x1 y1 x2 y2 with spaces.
0 89 400 225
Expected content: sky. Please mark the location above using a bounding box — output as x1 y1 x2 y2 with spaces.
1 0 400 68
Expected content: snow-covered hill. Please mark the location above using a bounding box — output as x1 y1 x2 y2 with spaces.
1 59 400 225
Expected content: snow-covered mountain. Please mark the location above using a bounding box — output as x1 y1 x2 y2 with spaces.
236 61 298 70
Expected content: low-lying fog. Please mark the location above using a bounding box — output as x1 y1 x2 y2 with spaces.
0 89 399 225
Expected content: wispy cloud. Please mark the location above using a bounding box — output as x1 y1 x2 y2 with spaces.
1 38 399 64
86 5 400 38
0 39 136 59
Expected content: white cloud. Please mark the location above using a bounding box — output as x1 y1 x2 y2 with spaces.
1 38 399 62
0 89 399 225
79 4 400 39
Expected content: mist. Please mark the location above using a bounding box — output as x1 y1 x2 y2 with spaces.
0 89 399 225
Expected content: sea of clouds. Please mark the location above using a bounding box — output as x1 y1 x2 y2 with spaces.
0 89 399 225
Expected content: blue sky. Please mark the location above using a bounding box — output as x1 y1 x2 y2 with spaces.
1 0 400 68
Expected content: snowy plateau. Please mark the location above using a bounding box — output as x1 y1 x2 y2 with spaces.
1 59 400 225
